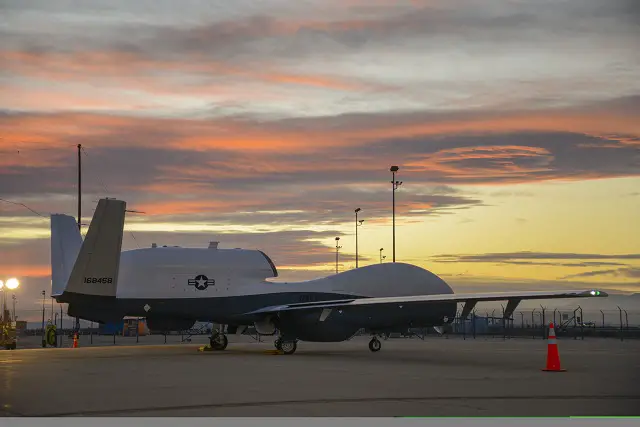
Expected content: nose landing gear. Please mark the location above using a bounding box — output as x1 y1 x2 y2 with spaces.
369 337 382 352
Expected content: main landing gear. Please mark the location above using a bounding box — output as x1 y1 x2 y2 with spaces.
274 337 298 355
369 337 382 352
209 331 228 351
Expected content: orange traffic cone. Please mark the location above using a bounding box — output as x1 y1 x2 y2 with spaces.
73 333 78 348
542 322 565 372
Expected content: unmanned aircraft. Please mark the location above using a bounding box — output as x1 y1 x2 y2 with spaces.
51 198 607 354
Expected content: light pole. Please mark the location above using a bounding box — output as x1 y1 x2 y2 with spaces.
335 237 342 274
390 166 402 262
355 208 364 268
41 290 46 347
0 281 4 323
379 248 386 264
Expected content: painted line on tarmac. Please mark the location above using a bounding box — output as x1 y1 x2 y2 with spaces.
34 394 640 417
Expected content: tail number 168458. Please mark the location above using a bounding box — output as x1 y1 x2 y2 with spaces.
84 277 114 284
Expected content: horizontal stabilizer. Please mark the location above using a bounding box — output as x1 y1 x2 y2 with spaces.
50 214 83 297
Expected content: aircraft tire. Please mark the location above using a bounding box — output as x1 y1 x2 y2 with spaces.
369 338 381 352
210 333 228 351
280 340 297 355
274 338 282 350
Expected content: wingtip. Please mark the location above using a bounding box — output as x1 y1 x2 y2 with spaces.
584 289 608 297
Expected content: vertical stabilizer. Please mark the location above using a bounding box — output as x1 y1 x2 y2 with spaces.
50 214 83 297
64 198 126 297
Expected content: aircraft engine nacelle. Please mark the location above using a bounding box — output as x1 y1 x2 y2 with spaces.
254 316 277 335
146 317 196 333
277 310 359 342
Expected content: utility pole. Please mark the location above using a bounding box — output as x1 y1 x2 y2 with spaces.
355 208 363 268
390 166 402 262
335 237 342 274
78 143 82 231
75 144 82 334
0 289 5 323
12 295 16 322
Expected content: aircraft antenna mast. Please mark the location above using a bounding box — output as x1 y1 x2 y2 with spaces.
78 144 82 231
75 143 82 333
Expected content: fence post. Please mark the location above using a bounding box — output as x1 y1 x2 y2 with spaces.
617 306 624 342
472 311 476 339
623 309 629 334
531 309 537 339
520 312 523 329
578 306 584 340
462 309 466 341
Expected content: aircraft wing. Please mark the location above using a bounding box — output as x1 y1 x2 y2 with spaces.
245 289 607 316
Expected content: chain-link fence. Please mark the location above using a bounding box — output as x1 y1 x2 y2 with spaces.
10 303 640 349
431 306 640 341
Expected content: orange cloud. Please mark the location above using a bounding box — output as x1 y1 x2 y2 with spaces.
2 105 637 156
131 199 260 216
339 111 640 145
0 265 51 278
406 145 554 178
0 84 156 112
1 101 638 179
1 49 385 94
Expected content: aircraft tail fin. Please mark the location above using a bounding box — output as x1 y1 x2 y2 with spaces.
64 198 127 298
50 214 84 297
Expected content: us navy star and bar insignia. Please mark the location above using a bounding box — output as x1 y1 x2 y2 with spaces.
188 274 215 290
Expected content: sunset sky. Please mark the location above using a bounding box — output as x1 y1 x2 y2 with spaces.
1 0 639 321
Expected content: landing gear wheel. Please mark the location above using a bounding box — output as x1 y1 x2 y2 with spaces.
280 340 297 355
210 333 228 351
369 337 382 352
274 338 282 350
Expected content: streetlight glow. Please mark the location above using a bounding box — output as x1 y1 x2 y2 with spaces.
6 278 19 290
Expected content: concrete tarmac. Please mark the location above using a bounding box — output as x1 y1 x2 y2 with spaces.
1 335 639 417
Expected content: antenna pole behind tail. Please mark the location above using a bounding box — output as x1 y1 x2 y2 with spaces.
77 144 82 231
76 144 82 333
